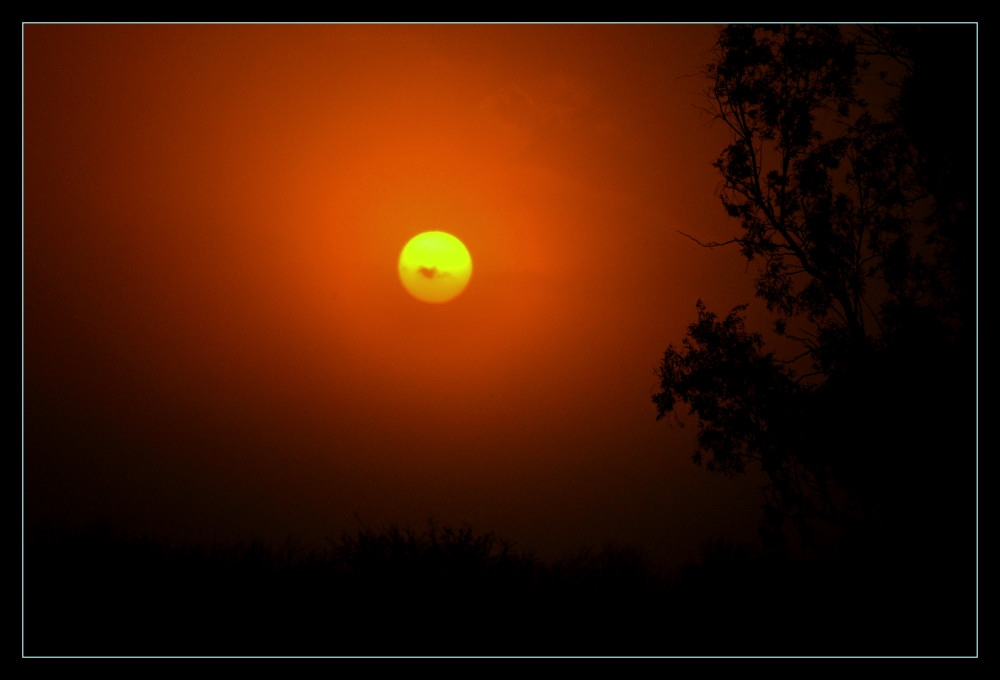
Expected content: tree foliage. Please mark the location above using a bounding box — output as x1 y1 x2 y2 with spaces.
655 25 975 548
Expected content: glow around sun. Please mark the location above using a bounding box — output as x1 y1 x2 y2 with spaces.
398 231 473 304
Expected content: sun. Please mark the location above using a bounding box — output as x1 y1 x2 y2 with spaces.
398 231 473 304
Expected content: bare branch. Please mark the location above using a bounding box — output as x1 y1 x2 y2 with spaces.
677 231 739 249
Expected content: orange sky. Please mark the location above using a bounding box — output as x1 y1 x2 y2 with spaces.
24 24 768 563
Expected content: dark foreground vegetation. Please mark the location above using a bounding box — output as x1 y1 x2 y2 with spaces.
24 521 974 657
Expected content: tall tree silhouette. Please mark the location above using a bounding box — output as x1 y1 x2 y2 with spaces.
655 25 976 550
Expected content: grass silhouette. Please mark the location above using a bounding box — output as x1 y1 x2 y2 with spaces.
23 519 974 657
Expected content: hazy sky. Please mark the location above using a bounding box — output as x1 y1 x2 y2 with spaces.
24 24 771 563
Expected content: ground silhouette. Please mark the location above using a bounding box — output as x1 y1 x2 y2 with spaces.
24 520 974 656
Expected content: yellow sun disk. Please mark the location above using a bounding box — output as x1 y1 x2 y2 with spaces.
398 231 473 304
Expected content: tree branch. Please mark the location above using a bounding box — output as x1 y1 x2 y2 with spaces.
677 231 739 249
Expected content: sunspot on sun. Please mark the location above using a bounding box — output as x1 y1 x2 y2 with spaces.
399 232 472 303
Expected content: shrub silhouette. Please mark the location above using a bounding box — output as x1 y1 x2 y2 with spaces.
24 520 974 656
25 521 671 656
